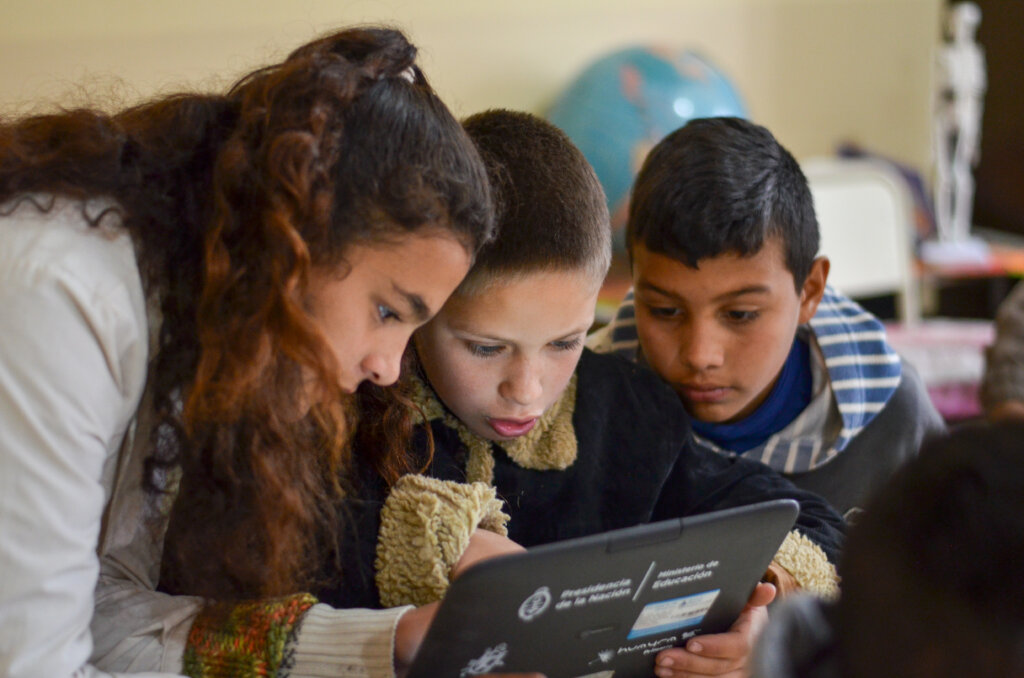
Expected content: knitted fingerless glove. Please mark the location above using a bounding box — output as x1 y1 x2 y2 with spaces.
375 474 509 607
182 593 317 677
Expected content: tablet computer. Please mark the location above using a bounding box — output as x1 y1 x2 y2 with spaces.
407 498 799 678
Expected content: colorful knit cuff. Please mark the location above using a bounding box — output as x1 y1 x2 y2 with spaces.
375 474 509 608
771 530 840 599
182 593 317 678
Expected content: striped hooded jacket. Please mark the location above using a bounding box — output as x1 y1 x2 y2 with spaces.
589 287 946 517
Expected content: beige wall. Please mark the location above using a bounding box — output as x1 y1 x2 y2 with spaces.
1 0 942 171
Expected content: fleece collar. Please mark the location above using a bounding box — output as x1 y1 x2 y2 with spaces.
408 372 578 484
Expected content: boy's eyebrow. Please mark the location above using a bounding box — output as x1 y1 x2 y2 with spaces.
635 280 680 299
550 323 594 341
636 281 771 302
392 283 431 322
449 322 591 343
712 285 772 301
565 323 593 337
447 321 499 339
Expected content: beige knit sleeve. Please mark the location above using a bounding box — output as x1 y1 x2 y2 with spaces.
288 604 412 678
770 530 840 599
375 475 509 608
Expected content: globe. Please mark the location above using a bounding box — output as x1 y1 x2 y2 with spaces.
547 46 748 249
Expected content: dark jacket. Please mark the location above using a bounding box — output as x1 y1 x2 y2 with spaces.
780 359 942 516
317 349 845 608
425 350 845 555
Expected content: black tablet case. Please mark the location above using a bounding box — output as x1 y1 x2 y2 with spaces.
407 498 799 678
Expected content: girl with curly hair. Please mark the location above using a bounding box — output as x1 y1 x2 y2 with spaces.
0 26 504 677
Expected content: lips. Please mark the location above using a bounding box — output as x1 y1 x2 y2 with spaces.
487 416 539 438
678 384 731 403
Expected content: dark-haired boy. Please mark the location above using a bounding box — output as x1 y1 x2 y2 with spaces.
589 117 946 517
365 110 845 677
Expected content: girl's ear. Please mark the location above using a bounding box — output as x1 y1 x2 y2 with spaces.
798 257 830 324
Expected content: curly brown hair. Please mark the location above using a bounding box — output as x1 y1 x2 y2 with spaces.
0 26 493 599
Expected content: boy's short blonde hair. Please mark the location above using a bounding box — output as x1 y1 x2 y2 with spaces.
457 109 611 296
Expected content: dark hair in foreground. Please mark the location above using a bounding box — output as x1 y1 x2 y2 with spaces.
837 422 1024 678
457 109 610 294
626 116 818 289
0 26 493 599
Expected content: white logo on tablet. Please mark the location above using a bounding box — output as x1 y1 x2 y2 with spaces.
518 586 552 621
460 643 508 677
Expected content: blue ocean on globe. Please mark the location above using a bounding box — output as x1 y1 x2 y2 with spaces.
548 46 747 245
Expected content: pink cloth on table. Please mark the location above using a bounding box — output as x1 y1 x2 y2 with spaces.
884 319 995 421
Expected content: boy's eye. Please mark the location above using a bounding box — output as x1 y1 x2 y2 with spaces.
725 309 759 323
468 342 504 358
377 304 400 323
550 337 583 352
647 305 682 319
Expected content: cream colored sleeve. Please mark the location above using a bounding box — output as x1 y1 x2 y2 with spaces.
0 203 172 678
0 201 417 678
771 530 840 599
94 576 413 678
286 604 412 678
375 475 510 608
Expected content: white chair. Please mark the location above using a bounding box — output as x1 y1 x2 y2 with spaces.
802 157 921 324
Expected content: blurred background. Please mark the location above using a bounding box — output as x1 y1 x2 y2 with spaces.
6 0 1023 422
0 0 941 172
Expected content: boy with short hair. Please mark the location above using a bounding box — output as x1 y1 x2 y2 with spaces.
589 117 946 516
369 110 845 677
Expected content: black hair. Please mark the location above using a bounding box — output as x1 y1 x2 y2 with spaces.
626 116 818 289
837 422 1024 678
457 109 610 294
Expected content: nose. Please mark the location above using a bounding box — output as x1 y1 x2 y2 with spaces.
359 343 403 388
498 356 543 407
678 321 725 372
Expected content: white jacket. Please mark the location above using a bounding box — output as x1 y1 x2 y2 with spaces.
0 197 407 678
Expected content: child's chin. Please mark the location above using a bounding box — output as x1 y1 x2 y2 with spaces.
688 402 745 425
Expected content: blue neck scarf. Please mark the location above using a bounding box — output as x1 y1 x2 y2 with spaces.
691 337 812 453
